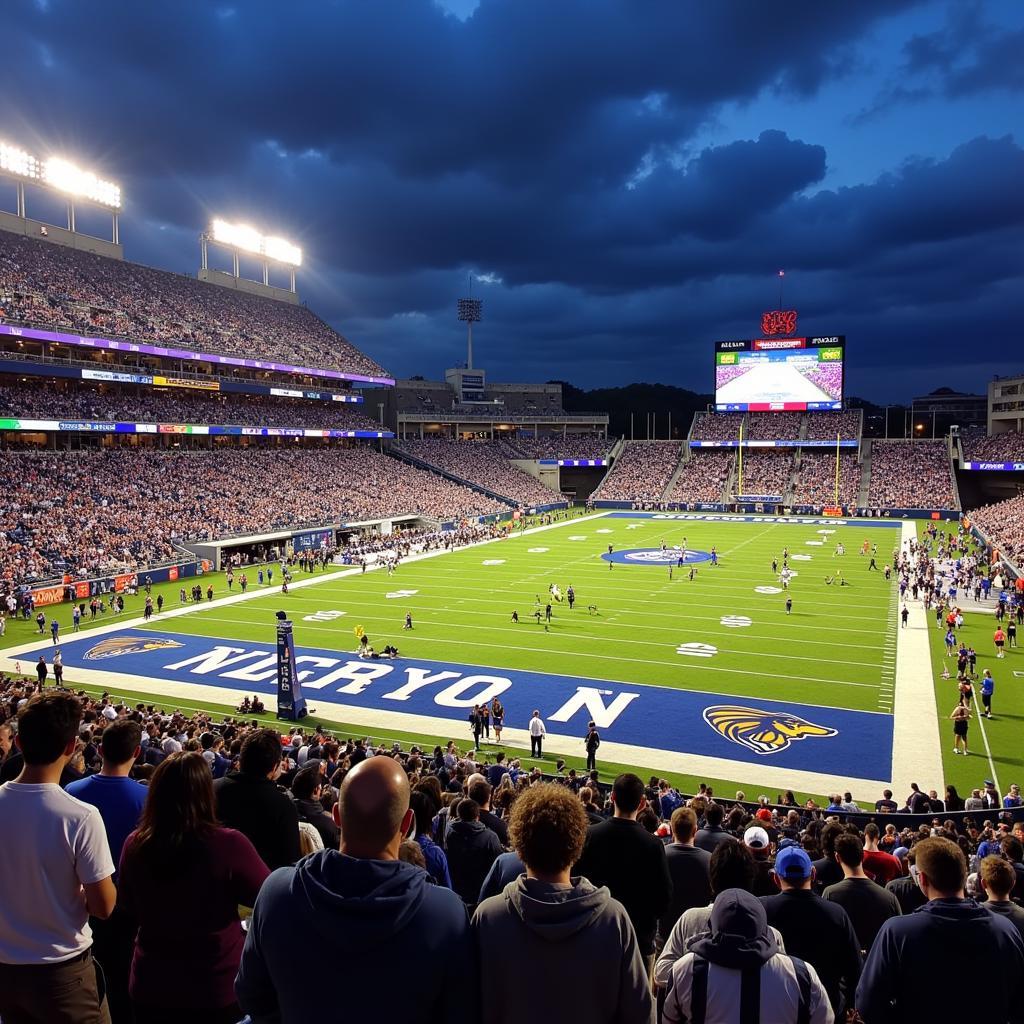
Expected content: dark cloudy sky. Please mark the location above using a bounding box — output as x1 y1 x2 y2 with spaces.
2 0 1021 401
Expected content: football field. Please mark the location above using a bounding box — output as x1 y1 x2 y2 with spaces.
5 511 943 800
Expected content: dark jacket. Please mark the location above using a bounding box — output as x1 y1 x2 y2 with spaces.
575 816 673 956
479 808 509 847
885 874 928 915
857 898 1024 1023
293 796 339 849
237 853 474 1024
760 888 861 1015
213 772 301 870
472 876 651 1024
478 851 525 905
693 825 736 854
659 844 712 943
446 818 503 906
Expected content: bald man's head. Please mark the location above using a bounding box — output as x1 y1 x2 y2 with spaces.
338 756 412 857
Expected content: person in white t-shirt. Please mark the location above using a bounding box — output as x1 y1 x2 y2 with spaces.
0 690 116 1023
528 709 546 759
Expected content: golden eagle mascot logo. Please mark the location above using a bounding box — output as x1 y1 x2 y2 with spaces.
703 705 838 756
84 637 185 661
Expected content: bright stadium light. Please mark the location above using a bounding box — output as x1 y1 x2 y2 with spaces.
43 157 121 209
0 142 40 180
210 219 302 267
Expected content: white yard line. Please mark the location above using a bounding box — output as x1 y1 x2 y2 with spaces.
890 521 945 797
972 701 1000 793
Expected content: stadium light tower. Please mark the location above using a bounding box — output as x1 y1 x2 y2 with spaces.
0 139 122 242
457 297 482 369
201 218 302 293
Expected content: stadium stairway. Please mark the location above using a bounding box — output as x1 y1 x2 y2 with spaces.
659 446 691 501
857 439 873 506
946 436 963 510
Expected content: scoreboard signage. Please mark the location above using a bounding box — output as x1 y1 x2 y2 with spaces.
714 336 845 412
962 461 1024 472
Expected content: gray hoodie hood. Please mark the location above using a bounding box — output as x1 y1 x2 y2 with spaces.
504 875 612 941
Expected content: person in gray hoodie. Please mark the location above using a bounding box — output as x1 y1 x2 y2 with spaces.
473 783 653 1024
235 756 475 1024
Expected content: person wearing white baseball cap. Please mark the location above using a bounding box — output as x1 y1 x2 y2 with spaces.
744 825 776 897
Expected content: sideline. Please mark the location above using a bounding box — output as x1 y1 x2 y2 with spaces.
889 521 945 797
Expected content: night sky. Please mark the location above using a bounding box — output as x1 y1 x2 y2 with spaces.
2 0 1021 401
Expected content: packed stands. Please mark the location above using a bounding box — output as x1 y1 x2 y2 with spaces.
395 439 563 506
806 410 862 440
744 412 803 440
733 449 794 496
0 448 507 585
591 441 683 501
790 451 861 506
666 450 733 503
961 427 1024 462
690 412 744 441
0 380 384 431
868 440 957 509
967 494 1024 565
491 434 612 459
0 231 388 377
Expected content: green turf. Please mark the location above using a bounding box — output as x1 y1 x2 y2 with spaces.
917 521 1023 802
140 514 899 714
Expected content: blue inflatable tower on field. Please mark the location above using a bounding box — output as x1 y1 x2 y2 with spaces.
275 612 307 720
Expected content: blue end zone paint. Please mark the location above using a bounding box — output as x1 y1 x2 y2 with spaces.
603 512 902 527
49 628 893 778
602 548 712 566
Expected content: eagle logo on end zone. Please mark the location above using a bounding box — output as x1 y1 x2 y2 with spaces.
703 705 838 755
84 636 185 661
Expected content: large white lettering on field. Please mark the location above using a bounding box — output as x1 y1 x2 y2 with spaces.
548 686 639 728
221 655 278 682
434 676 511 707
382 667 462 701
300 660 394 692
165 646 270 674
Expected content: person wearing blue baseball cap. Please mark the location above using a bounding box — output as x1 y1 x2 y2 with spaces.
761 846 862 1019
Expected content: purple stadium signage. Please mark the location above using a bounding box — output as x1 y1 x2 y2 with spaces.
962 461 1024 471
0 323 395 387
690 440 858 449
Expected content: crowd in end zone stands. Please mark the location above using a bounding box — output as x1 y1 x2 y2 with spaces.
691 412 745 441
967 493 1024 564
744 412 803 440
0 232 388 377
734 449 794 496
0 448 507 585
1 677 1022 1023
0 380 384 431
592 441 683 502
666 450 734 503
489 433 612 459
690 411 860 443
395 439 565 506
791 452 862 506
868 440 957 509
806 410 862 441
961 427 1024 462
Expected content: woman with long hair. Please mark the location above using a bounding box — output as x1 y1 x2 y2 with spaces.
117 752 269 1023
944 784 964 812
950 703 971 756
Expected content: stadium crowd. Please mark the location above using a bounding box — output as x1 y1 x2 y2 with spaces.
1 679 1023 1023
735 450 795 497
867 441 957 509
806 411 862 441
665 450 734 503
395 439 565 505
791 452 862 506
0 232 388 378
961 427 1024 462
744 412 803 440
0 380 383 431
967 494 1024 566
490 433 612 459
690 412 745 441
592 441 683 502
0 448 507 585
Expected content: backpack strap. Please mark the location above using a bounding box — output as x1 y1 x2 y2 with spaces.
791 956 812 1024
739 965 762 1024
689 956 709 1024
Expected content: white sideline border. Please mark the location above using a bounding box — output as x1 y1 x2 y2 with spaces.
1 510 923 795
889 521 944 796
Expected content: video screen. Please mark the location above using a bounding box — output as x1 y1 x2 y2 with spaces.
715 336 844 412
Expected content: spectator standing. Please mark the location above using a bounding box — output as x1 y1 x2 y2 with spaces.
66 719 148 1024
214 727 300 869
528 709 546 758
743 825 778 897
822 834 902 952
0 692 116 1024
468 777 509 847
410 791 452 888
862 822 902 884
236 757 475 1024
445 798 503 909
857 838 1024 1022
693 800 736 853
473 783 652 1024
885 848 928 915
575 773 673 973
658 807 712 950
585 720 601 772
980 855 1024 940
760 846 861 1019
660 890 833 1024
117 753 269 1023
290 764 339 849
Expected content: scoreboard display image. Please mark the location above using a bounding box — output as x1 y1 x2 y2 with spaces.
715 336 845 412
